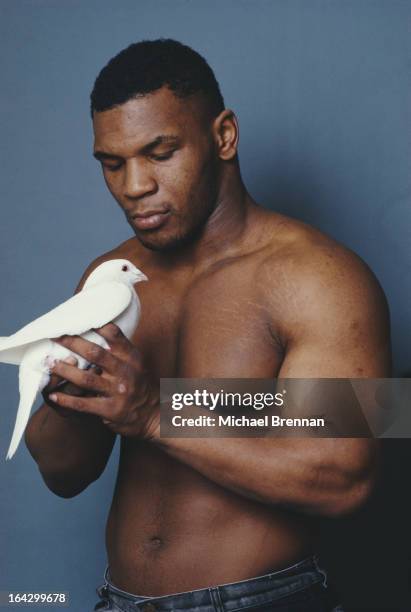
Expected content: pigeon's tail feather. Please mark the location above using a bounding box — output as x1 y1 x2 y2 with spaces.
6 366 44 460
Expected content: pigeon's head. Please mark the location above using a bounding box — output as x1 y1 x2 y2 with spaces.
84 259 148 288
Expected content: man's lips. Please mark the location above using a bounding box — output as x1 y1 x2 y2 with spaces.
131 210 170 231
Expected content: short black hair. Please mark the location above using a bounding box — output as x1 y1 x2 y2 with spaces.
90 38 225 118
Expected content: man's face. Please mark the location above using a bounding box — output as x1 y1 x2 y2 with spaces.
93 88 220 251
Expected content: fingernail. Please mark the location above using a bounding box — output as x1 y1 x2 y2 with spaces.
63 356 77 365
49 394 57 402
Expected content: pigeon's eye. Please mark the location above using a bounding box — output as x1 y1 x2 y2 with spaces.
122 265 129 272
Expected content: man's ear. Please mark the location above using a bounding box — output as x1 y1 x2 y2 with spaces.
213 109 239 161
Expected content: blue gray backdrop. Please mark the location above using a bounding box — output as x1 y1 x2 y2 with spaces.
0 1 410 610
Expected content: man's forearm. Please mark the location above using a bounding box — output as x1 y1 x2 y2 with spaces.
25 402 116 497
153 433 376 516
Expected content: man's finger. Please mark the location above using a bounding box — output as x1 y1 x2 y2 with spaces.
62 356 78 366
43 357 79 393
53 335 119 373
47 392 114 419
94 323 131 356
50 360 111 395
46 372 65 391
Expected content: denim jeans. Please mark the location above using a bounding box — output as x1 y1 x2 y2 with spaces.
94 556 344 611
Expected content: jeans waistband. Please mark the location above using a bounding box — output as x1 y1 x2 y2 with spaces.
98 555 330 611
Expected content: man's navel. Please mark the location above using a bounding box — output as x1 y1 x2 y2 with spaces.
144 535 165 552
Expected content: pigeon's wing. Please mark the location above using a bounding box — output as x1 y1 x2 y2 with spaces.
0 282 132 354
0 343 26 365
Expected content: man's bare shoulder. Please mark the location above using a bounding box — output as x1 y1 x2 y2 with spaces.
258 210 381 294
254 209 389 349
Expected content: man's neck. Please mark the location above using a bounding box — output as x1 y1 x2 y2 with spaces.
152 171 255 271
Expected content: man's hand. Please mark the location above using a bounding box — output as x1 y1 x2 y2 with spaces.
42 356 98 419
47 323 159 440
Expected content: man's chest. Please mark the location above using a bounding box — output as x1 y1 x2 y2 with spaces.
132 261 283 379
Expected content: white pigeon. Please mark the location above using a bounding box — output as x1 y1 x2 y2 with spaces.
0 259 147 460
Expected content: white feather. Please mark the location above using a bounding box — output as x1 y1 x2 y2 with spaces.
0 341 25 365
0 282 132 354
2 259 147 459
7 361 49 460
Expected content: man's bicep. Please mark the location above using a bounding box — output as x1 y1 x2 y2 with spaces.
278 334 389 379
274 259 390 438
277 261 391 379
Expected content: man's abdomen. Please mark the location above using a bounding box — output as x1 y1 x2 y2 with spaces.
105 441 313 597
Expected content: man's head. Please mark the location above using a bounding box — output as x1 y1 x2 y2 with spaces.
91 39 239 251
91 38 224 120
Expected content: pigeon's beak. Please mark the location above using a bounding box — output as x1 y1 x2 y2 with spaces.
135 272 148 283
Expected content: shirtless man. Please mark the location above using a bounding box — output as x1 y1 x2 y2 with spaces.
25 39 390 611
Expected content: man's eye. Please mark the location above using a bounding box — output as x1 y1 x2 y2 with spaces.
150 150 175 162
102 162 122 171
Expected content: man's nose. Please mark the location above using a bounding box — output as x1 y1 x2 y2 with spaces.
123 159 157 199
